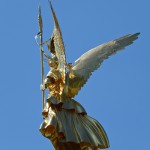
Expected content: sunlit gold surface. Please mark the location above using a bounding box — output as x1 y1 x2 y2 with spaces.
38 1 140 150
40 97 109 150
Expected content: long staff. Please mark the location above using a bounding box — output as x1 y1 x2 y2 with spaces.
38 6 45 110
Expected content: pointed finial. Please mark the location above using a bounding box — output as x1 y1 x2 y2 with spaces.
38 4 43 33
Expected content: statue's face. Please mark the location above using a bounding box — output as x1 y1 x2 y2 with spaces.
48 59 58 69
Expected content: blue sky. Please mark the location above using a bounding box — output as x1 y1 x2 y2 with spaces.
0 0 149 150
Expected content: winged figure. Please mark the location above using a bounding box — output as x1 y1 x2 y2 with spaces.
38 2 140 150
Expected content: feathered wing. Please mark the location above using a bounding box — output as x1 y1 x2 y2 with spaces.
47 1 66 84
67 33 140 98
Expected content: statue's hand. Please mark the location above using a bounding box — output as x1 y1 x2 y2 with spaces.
40 84 46 91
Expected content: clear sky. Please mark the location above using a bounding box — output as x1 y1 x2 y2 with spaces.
0 0 149 150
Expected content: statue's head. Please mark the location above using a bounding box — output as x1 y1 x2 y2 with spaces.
48 57 58 69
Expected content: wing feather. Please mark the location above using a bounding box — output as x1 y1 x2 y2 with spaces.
47 1 66 84
67 33 140 98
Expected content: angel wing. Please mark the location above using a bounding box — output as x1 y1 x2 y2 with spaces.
67 33 140 98
47 1 66 84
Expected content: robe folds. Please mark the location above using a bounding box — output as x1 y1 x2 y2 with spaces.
40 96 109 150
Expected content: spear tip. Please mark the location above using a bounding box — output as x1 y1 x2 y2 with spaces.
38 4 43 32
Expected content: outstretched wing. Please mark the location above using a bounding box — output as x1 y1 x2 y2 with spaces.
47 1 66 84
67 33 140 98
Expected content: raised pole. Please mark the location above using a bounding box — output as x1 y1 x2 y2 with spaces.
38 5 45 110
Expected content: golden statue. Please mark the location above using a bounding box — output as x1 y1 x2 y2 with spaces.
36 1 140 150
